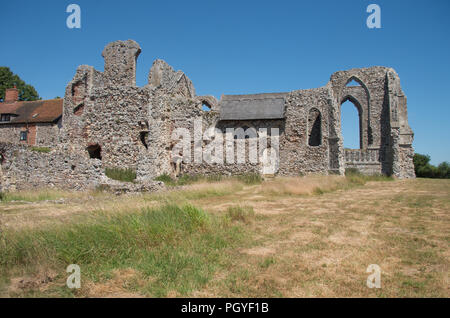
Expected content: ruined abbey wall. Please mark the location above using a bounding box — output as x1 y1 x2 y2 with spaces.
0 39 415 193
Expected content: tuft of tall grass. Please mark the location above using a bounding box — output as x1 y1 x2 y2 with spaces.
155 174 223 187
0 204 209 265
155 173 262 187
226 206 255 223
146 180 244 204
0 190 67 203
345 170 394 185
0 204 244 296
236 173 263 185
105 167 136 183
262 174 393 197
154 173 176 186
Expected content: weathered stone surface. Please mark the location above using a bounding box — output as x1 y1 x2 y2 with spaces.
0 142 104 191
0 40 416 193
148 59 196 98
102 40 141 87
97 179 165 195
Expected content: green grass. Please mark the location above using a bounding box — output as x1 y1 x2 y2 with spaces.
0 190 63 203
155 174 223 187
312 187 326 195
155 173 262 187
235 173 263 185
105 167 136 183
0 177 448 297
226 206 255 223
259 256 276 269
311 173 393 196
345 169 394 183
145 183 244 205
30 146 51 153
0 204 245 297
154 174 176 186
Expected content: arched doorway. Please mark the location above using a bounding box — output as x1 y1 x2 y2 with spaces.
341 99 362 149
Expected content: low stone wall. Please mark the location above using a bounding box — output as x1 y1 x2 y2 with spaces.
0 142 104 191
344 148 382 175
0 142 164 193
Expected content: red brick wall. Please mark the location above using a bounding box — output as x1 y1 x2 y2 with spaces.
4 88 19 103
19 124 37 146
28 124 36 145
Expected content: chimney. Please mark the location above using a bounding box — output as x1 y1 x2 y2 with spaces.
4 86 19 103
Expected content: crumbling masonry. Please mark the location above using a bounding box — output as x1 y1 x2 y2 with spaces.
0 40 415 192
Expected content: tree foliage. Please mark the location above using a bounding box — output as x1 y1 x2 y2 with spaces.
413 153 450 179
0 67 40 102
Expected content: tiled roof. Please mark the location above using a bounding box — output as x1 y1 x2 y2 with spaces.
219 92 288 120
0 99 63 124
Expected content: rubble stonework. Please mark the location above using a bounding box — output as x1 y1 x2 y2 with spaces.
0 40 415 192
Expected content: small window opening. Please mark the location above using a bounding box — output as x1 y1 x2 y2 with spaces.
140 131 149 149
202 102 211 112
87 144 102 160
20 131 28 141
308 109 322 146
1 114 11 122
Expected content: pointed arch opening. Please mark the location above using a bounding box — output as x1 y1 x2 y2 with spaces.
345 76 366 88
346 79 361 87
340 97 363 149
308 108 322 146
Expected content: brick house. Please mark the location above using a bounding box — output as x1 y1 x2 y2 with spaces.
0 87 63 146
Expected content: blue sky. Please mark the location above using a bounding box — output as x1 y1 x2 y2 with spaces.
1 0 449 164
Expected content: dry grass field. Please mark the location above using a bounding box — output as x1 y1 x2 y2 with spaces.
0 175 448 297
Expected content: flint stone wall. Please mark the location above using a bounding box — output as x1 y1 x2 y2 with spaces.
0 142 164 192
0 142 103 191
1 40 416 193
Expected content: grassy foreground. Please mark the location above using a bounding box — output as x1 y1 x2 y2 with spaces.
0 174 448 297
1 204 244 297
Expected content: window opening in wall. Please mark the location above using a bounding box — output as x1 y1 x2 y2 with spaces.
140 131 149 149
20 131 28 141
86 144 102 160
308 108 322 146
341 100 362 149
202 102 211 112
1 114 11 122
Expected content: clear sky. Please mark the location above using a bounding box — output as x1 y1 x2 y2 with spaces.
1 0 449 164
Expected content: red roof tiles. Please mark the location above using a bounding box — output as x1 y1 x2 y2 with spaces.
0 99 63 124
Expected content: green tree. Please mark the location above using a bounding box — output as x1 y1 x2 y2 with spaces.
0 67 40 102
413 153 450 178
437 162 450 179
413 153 430 176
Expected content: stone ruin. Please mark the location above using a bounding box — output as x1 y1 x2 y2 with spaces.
0 40 415 192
